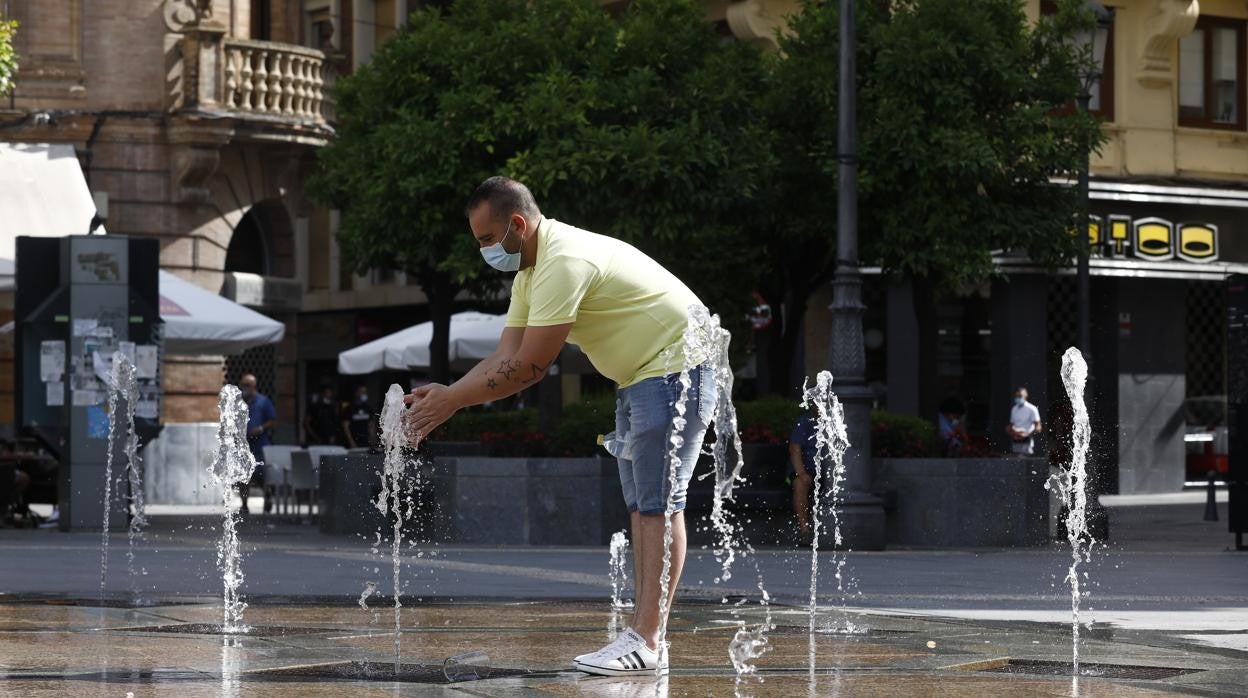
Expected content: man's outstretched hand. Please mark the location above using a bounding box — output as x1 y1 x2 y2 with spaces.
404 383 458 445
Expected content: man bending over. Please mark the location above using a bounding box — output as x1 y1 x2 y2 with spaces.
406 176 715 676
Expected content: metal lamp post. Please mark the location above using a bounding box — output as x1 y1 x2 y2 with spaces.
1074 1 1115 359
1073 1 1114 540
828 0 885 550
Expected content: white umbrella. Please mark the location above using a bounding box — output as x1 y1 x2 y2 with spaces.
158 271 285 354
0 143 102 258
0 270 284 355
338 311 505 375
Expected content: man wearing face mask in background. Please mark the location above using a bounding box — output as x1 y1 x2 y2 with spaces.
341 385 376 450
405 176 715 677
1007 386 1042 455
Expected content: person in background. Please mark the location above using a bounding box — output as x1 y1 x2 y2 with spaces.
938 396 970 457
304 383 340 446
1007 386 1043 455
238 374 277 514
788 411 827 545
341 384 376 450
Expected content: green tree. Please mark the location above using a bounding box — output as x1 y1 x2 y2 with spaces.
764 0 1104 404
310 0 615 381
0 18 18 99
515 0 774 346
311 0 771 381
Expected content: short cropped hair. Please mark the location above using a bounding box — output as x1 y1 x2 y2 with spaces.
465 176 541 222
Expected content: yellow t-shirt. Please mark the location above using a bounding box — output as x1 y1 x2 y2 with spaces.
505 217 703 387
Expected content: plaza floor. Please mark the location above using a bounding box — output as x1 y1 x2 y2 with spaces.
0 497 1244 695
0 598 1244 696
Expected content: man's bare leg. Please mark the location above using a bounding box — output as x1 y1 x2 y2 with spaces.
632 511 686 650
793 473 813 533
629 510 644 628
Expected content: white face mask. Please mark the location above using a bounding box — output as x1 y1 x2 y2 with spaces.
479 219 521 272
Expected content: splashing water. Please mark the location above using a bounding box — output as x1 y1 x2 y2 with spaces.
654 305 715 672
100 351 145 597
359 580 378 612
208 385 258 633
114 352 147 594
99 366 120 595
609 530 632 610
1054 347 1093 673
801 372 853 634
703 313 747 585
728 577 774 683
658 305 771 681
376 384 412 667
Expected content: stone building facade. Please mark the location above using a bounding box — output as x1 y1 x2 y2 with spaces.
1 0 359 440
4 0 1245 494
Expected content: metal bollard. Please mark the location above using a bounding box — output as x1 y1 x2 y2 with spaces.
1204 470 1219 522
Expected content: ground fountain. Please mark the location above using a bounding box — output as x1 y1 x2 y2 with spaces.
208 384 258 633
1055 347 1094 676
376 383 413 667
98 350 144 596
654 305 774 683
800 371 855 636
608 529 632 640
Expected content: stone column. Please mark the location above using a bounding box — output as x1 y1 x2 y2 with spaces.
179 22 228 111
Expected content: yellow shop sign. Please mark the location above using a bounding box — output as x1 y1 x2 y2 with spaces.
1086 215 1218 263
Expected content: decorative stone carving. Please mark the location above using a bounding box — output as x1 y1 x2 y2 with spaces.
170 145 221 207
164 0 216 33
1136 0 1199 87
726 0 799 49
168 119 233 207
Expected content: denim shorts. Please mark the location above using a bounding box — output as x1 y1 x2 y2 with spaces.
614 364 717 516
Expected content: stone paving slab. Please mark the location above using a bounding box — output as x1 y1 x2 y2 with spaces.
0 600 1242 696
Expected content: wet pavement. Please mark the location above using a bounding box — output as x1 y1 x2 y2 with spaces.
0 598 1243 696
0 500 1244 695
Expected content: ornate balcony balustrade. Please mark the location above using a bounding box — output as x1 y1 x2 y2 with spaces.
222 39 326 121
175 25 334 128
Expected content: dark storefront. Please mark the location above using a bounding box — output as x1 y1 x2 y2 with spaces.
885 180 1248 494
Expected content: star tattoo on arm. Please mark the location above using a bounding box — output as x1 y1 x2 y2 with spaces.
495 359 519 380
487 377 498 390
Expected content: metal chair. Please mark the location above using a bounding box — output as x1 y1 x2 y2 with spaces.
261 445 298 515
287 450 318 523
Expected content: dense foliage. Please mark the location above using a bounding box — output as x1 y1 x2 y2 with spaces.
311 0 770 378
315 0 1106 398
0 18 18 98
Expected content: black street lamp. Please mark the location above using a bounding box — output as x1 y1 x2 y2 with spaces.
1072 1 1114 540
828 0 885 550
1074 1 1114 358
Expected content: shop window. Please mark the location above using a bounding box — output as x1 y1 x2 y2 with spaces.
251 0 272 41
1179 17 1246 130
306 4 334 52
1040 1 1115 121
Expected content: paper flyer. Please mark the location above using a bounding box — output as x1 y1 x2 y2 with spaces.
135 345 158 379
92 351 113 386
72 389 102 407
40 341 65 381
46 381 64 407
72 318 98 337
86 405 109 439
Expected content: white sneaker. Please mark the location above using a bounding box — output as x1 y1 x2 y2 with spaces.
573 631 631 665
575 628 668 676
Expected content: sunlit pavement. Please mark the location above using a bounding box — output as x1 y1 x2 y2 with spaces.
0 498 1244 695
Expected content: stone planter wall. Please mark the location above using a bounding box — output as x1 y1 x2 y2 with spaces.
318 455 625 545
873 457 1051 547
